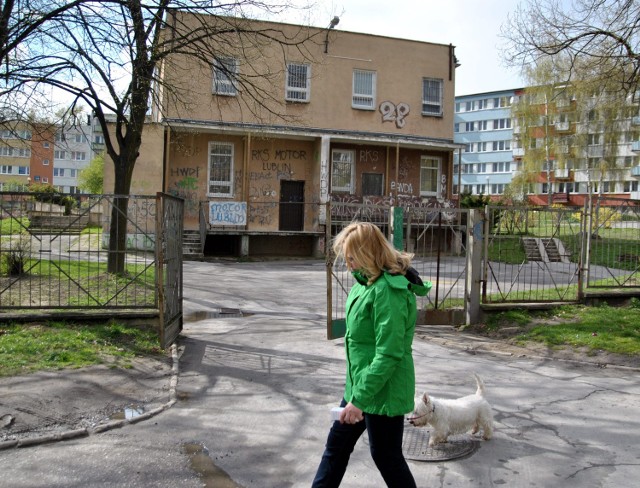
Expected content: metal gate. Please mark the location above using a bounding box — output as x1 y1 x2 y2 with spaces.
407 207 470 322
0 191 184 348
586 197 640 290
326 202 470 339
157 192 184 348
483 205 583 303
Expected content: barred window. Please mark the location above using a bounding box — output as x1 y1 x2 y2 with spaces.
352 70 376 109
208 142 234 196
422 78 443 116
331 150 354 192
213 57 239 96
286 63 311 102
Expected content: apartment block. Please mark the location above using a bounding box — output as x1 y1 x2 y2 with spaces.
53 117 105 194
0 123 53 190
0 117 105 194
455 87 640 205
453 90 519 199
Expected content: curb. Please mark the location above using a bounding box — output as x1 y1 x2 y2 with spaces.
0 344 180 451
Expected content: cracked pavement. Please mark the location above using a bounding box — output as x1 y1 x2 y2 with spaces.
0 260 638 487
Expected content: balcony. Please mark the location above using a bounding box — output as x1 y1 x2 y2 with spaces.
554 168 570 179
512 147 525 157
632 166 640 177
632 141 640 152
555 121 571 132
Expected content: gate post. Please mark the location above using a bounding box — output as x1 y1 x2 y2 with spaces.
391 206 404 250
465 209 482 325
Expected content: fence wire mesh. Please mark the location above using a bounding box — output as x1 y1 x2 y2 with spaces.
0 192 158 310
483 205 583 303
587 197 640 289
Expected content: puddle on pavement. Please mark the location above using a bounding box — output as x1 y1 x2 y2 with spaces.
183 442 243 488
186 309 252 322
110 405 145 420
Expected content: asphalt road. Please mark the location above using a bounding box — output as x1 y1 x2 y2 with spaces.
0 260 638 487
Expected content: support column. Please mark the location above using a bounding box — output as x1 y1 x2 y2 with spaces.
240 235 249 257
465 209 482 325
319 135 330 224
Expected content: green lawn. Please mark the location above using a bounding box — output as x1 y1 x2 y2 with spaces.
484 302 640 356
0 321 164 377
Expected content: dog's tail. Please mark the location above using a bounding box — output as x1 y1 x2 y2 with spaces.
473 373 486 397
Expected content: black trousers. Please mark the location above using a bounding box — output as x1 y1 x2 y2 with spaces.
311 399 417 488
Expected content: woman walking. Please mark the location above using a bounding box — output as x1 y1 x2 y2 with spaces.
312 222 431 487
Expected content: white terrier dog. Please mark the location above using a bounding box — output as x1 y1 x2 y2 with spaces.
408 373 493 446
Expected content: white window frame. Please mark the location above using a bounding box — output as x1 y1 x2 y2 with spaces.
352 70 376 110
286 62 311 102
331 149 355 193
207 141 234 197
422 78 443 116
212 57 239 96
420 155 441 197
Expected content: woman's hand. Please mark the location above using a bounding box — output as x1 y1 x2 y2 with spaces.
340 402 364 424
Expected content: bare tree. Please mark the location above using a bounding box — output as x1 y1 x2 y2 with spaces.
1 1 323 274
502 0 640 94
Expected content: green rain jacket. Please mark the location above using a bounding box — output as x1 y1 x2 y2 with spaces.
343 268 431 417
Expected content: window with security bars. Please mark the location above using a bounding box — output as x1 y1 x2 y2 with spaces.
213 57 239 96
208 142 234 196
331 150 355 192
422 78 443 116
420 156 440 196
362 173 383 196
286 63 310 102
352 70 376 109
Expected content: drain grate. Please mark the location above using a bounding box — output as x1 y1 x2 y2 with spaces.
402 427 479 462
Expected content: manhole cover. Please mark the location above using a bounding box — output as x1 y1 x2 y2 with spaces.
402 426 479 462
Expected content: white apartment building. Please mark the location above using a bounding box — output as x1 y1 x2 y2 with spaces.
453 89 519 199
53 116 105 194
455 88 640 205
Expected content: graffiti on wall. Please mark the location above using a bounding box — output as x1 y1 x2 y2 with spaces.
380 101 410 128
389 156 412 197
168 166 201 217
209 201 247 226
358 148 381 163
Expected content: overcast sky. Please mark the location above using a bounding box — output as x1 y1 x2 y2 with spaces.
275 0 526 96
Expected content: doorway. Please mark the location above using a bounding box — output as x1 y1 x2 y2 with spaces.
279 180 304 231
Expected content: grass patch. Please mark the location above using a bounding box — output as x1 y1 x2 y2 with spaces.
483 303 640 356
0 321 164 377
0 217 30 234
485 308 540 332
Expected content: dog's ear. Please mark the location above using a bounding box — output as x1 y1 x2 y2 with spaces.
422 393 430 404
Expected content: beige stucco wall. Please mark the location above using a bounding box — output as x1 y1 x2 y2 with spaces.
103 123 165 196
166 130 322 231
159 15 456 141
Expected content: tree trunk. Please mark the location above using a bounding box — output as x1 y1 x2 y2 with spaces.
107 158 134 275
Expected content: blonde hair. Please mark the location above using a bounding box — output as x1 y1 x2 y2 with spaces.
333 221 413 284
